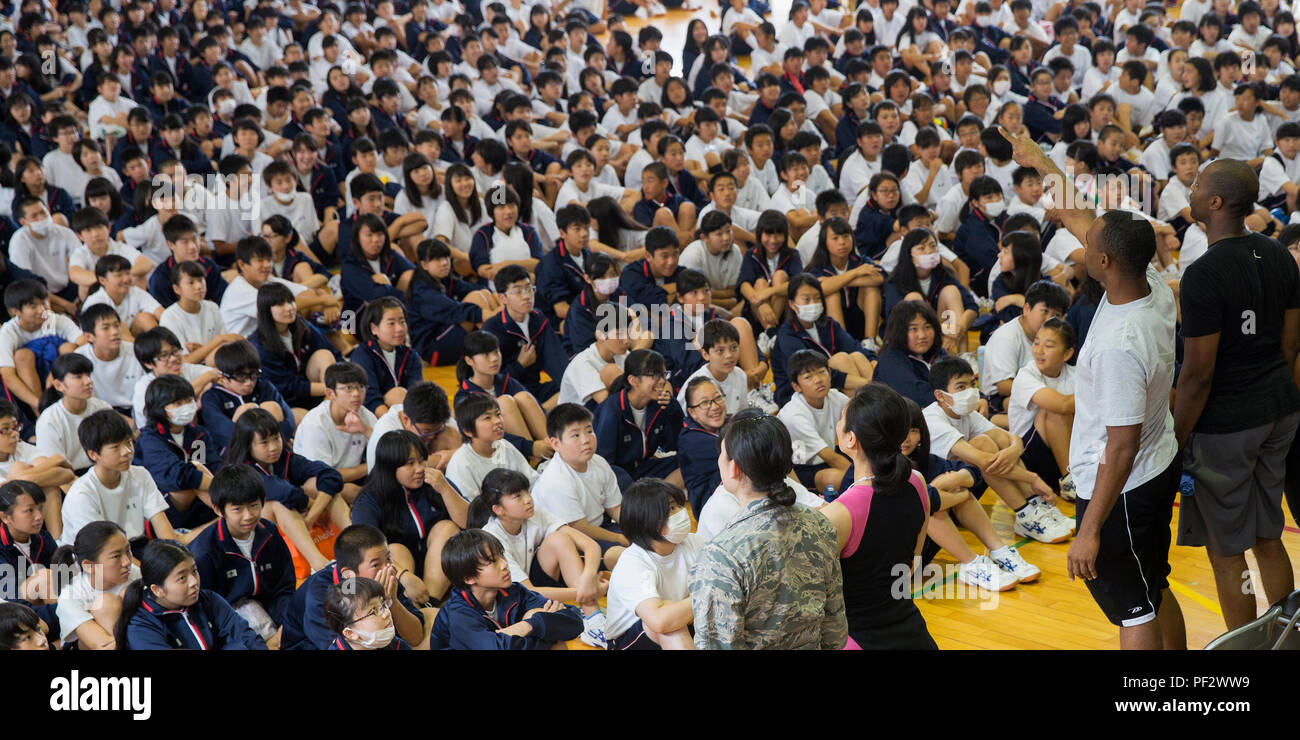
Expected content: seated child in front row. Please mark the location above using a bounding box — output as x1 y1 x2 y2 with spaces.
429 528 584 650
249 281 342 417
1007 317 1077 500
444 393 541 500
281 523 433 650
226 408 354 531
350 296 424 416
921 357 1074 546
323 576 413 650
772 274 873 406
82 254 164 340
189 465 296 645
604 478 702 650
533 403 628 560
199 339 296 454
53 521 139 650
34 353 113 473
135 374 219 532
454 330 552 460
469 468 610 648
776 350 853 493
592 349 684 491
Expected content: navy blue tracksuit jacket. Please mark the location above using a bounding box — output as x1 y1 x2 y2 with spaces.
190 518 295 625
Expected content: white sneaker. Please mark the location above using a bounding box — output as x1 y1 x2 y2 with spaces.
757 330 775 357
957 554 1018 592
1058 473 1077 502
989 546 1040 583
976 296 994 315
747 386 779 414
650 1 668 14
580 610 608 649
1013 501 1073 544
634 5 649 18
1036 499 1076 537
859 337 878 353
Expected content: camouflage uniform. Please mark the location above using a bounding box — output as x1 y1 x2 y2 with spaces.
689 497 848 650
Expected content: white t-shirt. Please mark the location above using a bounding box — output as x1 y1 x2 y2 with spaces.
59 466 169 547
292 401 378 470
87 95 140 140
559 343 626 407
901 159 954 210
0 313 82 368
132 364 210 429
433 198 489 254
778 389 850 465
1157 177 1192 223
9 225 78 293
56 564 141 643
1069 266 1177 500
483 225 533 264
75 343 144 410
482 508 567 584
257 193 321 244
220 276 307 337
922 402 999 460
35 398 113 471
981 319 1034 396
81 286 162 327
444 440 539 501
695 477 823 541
676 363 748 417
605 533 704 641
0 440 37 480
160 300 227 349
1008 362 1075 438
1259 153 1300 202
555 179 624 209
677 240 743 293
530 453 621 527
69 240 143 275
1109 86 1158 129
1212 113 1271 161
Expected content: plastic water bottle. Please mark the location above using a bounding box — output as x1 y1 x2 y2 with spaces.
822 485 838 503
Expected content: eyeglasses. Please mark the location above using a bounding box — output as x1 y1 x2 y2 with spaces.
0 426 19 436
334 383 366 395
690 395 726 411
156 349 182 362
224 371 261 384
415 422 446 440
641 372 672 382
347 598 392 625
504 285 536 297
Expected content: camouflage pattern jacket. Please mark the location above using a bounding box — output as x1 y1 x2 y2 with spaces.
689 496 848 650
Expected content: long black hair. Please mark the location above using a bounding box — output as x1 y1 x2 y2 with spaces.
578 251 619 309
889 227 956 296
114 539 194 650
784 273 828 326
362 430 437 546
720 409 796 506
842 384 912 489
999 231 1043 296
84 176 127 220
262 214 307 254
38 352 94 413
805 217 855 272
444 163 483 226
587 196 646 248
350 212 394 265
901 397 933 471
255 281 309 359
224 407 287 468
882 300 944 358
502 162 539 225
411 238 451 295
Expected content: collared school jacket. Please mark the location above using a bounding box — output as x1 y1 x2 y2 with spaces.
328 635 412 650
351 484 451 570
772 315 861 406
190 518 295 625
736 246 803 295
481 307 570 395
620 258 686 310
534 238 589 324
0 522 55 580
873 346 949 409
133 422 219 493
200 380 296 453
593 388 684 478
301 161 342 219
250 321 342 408
147 254 229 307
125 589 267 650
408 277 480 361
340 247 416 315
349 340 424 413
428 584 583 650
281 561 424 650
679 416 723 514
953 209 1003 298
247 452 345 512
564 288 627 356
468 221 545 275
853 199 898 261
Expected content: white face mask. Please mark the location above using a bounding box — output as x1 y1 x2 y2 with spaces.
594 277 620 296
27 216 50 236
914 252 942 270
977 14 993 25
167 401 198 426
274 191 295 204
796 302 823 322
992 79 1011 96
218 98 236 116
944 387 980 415
982 199 1006 218
663 509 691 544
351 623 395 648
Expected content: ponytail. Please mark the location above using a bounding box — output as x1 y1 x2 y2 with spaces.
112 539 193 651
843 384 913 490
113 580 146 650
466 494 493 529
720 409 796 506
864 449 913 489
37 386 62 414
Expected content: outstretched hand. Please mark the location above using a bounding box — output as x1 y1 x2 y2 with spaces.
996 125 1048 171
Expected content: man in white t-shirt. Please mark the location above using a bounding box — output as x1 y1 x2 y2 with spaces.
776 351 851 492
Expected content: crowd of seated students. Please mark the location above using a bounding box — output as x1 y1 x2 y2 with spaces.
3 0 1300 652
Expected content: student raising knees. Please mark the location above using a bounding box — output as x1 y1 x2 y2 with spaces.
444 393 541 500
737 210 801 332
135 375 219 532
323 576 412 650
0 399 74 539
114 539 266 650
592 349 684 491
429 528 584 650
199 339 296 454
407 238 496 367
35 353 113 473
771 274 873 406
54 521 138 650
481 265 571 408
532 403 628 562
189 465 296 646
454 330 551 459
249 281 342 416
468 468 610 648
1007 318 1078 501
351 297 424 416
354 430 469 603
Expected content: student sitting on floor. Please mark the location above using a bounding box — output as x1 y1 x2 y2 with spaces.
82 255 164 340
35 354 113 474
771 274 873 406
199 340 296 454
558 313 632 411
593 349 684 491
469 183 545 284
468 468 610 649
281 524 432 650
53 521 138 650
353 430 468 604
444 393 541 500
678 377 730 516
407 239 494 367
453 330 552 460
291 362 380 487
147 214 229 308
322 576 413 650
604 478 702 650
74 304 143 416
883 228 979 355
249 282 342 417
0 279 86 419
158 260 244 367
428 528 584 650
350 297 424 417
189 464 296 645
134 375 219 532
872 301 950 409
1007 317 1077 501
982 279 1069 416
481 265 570 408
674 318 753 417
777 350 853 493
533 402 628 562
922 357 1074 546
737 210 801 334
804 216 885 347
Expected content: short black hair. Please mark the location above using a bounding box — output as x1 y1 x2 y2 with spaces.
94 254 132 280
1024 280 1071 314
79 302 120 334
441 528 505 588
402 382 451 426
211 463 267 511
1037 316 1077 351
78 408 134 454
324 362 367 390
70 207 111 234
235 236 273 265
333 524 389 572
929 357 975 393
133 326 182 368
492 264 531 294
619 478 686 551
1094 210 1156 276
4 279 47 313
545 402 593 439
214 340 261 377
170 259 206 287
699 318 739 351
144 374 196 428
455 393 500 441
645 225 680 255
787 349 830 387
